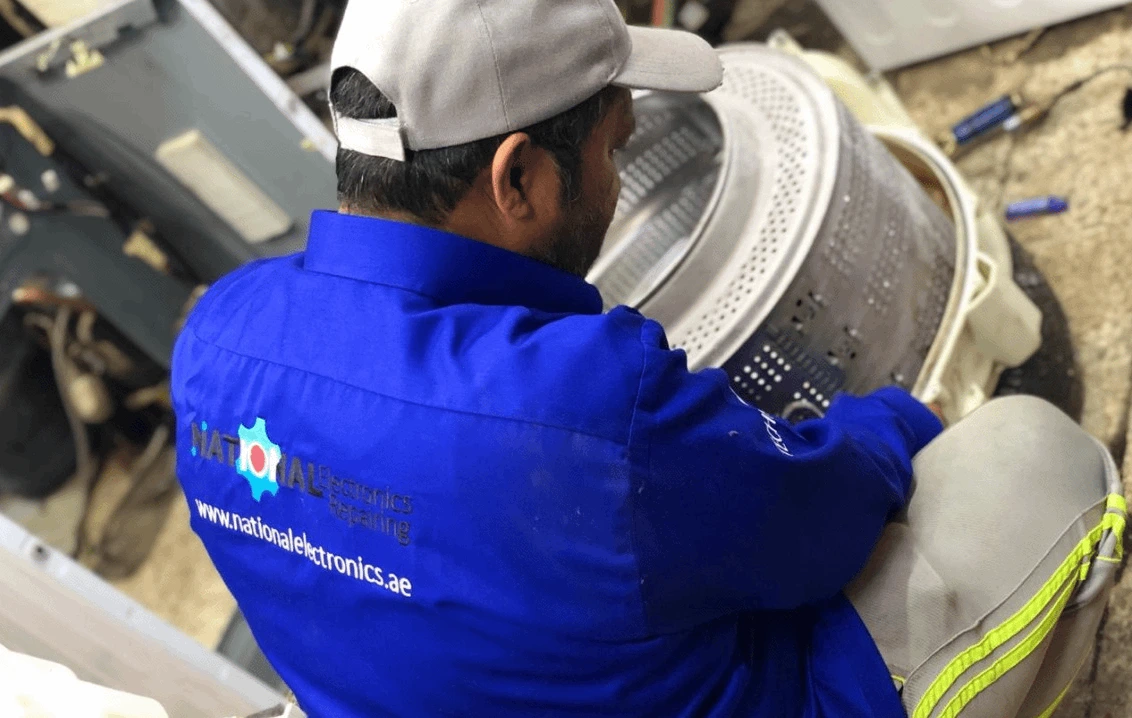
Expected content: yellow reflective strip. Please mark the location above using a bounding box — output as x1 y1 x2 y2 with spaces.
937 578 1075 718
1096 556 1122 565
911 521 1106 718
1107 493 1127 515
892 675 906 687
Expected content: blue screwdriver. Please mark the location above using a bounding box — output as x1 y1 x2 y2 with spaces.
1005 196 1069 221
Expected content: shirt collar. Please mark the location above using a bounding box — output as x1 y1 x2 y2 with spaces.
303 211 603 315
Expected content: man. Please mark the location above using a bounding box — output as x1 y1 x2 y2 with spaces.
173 1 946 715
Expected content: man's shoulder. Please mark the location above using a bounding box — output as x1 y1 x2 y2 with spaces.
532 305 652 355
176 262 675 447
181 255 297 340
454 305 659 445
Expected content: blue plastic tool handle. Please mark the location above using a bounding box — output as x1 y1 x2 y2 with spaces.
1005 196 1069 221
952 95 1017 145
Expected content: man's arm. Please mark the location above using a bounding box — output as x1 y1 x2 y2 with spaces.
629 320 942 629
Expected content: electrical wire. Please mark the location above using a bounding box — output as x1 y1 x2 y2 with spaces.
952 63 1132 157
0 138 112 218
48 309 103 561
0 0 43 39
24 306 174 572
1041 64 1132 114
24 309 103 560
651 0 676 27
0 190 110 217
91 423 174 580
964 64 1132 209
291 0 320 46
983 27 1047 66
1003 64 1132 141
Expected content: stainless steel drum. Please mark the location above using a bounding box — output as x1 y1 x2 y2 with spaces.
589 44 957 421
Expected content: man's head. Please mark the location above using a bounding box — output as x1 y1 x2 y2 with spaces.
333 72 635 277
329 0 723 277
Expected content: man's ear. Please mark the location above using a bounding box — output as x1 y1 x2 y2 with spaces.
490 133 535 221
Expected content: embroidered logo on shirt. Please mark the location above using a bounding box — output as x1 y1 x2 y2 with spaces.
236 417 282 501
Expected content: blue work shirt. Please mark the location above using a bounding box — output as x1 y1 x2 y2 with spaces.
172 211 943 717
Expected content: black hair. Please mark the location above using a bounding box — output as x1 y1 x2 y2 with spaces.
331 68 621 225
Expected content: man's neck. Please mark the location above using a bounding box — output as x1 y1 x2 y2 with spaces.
339 204 519 257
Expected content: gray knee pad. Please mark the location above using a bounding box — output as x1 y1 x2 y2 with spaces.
848 396 1123 718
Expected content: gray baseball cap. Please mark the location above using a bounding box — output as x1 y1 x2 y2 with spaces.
330 0 724 161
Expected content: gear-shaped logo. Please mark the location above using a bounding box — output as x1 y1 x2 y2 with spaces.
237 417 282 502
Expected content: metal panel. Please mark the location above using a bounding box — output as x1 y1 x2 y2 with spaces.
0 105 192 368
0 0 158 72
173 0 337 162
216 612 288 694
590 46 957 418
0 0 338 282
0 511 291 718
814 0 1127 70
0 213 192 368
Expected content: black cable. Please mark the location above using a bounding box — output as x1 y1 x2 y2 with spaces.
291 0 320 46
0 189 109 217
0 0 43 39
1042 64 1132 115
980 64 1132 207
984 63 1132 148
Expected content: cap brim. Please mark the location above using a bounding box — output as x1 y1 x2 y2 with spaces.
614 26 723 94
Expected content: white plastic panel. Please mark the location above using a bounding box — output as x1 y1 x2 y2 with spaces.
0 512 289 717
0 644 169 718
156 129 293 245
814 0 1127 70
20 0 118 27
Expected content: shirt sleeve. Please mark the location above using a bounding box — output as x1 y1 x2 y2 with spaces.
629 319 942 631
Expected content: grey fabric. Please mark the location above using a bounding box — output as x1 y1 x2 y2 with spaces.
1014 527 1120 717
1016 595 1107 717
847 396 1121 718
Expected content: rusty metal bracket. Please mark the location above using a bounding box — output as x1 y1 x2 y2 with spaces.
0 105 53 155
0 0 157 77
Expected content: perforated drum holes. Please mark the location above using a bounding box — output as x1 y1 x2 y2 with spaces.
676 64 816 349
745 98 955 407
595 46 957 416
595 93 724 308
600 172 720 306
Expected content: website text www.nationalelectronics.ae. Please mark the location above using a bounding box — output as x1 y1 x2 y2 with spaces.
194 499 413 598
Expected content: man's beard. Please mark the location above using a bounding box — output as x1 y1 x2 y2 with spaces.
531 197 612 278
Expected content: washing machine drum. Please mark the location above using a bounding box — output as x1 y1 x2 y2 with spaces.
588 44 957 421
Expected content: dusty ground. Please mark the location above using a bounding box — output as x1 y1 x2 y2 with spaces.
80 449 237 650
0 447 235 650
887 10 1132 716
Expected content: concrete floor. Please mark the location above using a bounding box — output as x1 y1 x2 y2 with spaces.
81 449 237 650
887 10 1132 716
7 3 1132 715
0 447 235 650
